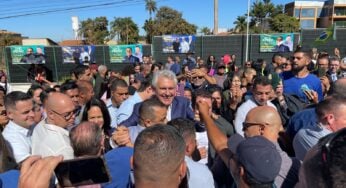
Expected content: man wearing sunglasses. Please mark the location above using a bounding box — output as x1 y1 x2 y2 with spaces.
32 93 77 160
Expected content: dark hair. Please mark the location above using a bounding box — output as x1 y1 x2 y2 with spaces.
27 84 43 98
295 46 312 59
70 121 103 157
133 125 185 183
81 98 111 135
139 97 166 124
192 89 212 110
303 128 346 188
328 56 340 64
272 53 283 63
137 79 152 92
252 76 272 90
167 118 196 142
110 79 128 92
72 65 89 79
0 133 17 173
151 63 162 73
39 88 56 106
4 91 32 110
60 80 79 93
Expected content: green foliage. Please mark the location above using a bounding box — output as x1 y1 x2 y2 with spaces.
200 27 212 35
145 0 157 19
143 6 197 43
79 16 109 44
0 34 21 46
233 16 247 33
110 17 139 44
270 14 299 32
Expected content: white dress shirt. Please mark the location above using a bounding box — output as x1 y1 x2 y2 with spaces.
2 121 33 163
31 120 74 160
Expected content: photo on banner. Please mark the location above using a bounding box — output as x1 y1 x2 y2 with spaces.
260 33 294 53
109 44 142 63
162 35 196 53
10 45 46 64
62 46 95 64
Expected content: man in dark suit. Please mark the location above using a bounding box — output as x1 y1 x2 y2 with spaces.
119 70 194 127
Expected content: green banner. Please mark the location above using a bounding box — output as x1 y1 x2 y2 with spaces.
260 33 294 53
109 44 142 63
10 45 46 64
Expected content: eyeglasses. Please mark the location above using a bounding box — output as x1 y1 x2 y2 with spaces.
242 122 267 132
192 76 204 79
50 108 79 121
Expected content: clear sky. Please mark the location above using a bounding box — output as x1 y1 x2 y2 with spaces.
0 0 291 42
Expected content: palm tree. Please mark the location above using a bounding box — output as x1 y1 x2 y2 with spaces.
145 0 157 20
110 17 139 44
200 27 211 35
233 16 247 33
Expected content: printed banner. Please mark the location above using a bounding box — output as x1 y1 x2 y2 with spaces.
162 35 196 53
62 45 95 64
10 45 46 64
260 33 294 52
109 44 142 63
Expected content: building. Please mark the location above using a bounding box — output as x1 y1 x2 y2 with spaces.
285 0 346 28
22 38 58 46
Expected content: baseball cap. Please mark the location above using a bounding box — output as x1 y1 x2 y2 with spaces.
227 135 282 184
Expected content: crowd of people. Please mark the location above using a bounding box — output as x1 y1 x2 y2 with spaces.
0 45 345 188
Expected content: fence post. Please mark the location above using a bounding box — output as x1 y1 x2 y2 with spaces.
4 47 11 83
52 47 59 84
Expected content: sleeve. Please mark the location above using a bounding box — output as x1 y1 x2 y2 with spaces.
3 134 30 163
119 103 140 127
234 107 246 137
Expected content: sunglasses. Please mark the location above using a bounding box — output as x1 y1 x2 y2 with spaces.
242 122 267 132
192 76 204 79
320 128 346 187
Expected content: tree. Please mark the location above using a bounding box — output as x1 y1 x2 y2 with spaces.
143 19 155 43
145 0 157 20
110 17 139 44
270 14 299 33
0 34 21 46
152 6 197 35
79 17 109 44
200 27 212 35
233 16 247 33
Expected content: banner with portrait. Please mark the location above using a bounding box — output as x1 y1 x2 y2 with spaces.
162 35 196 53
109 44 142 63
10 45 46 64
61 45 95 64
260 33 294 52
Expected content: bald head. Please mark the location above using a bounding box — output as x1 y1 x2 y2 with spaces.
244 106 283 141
46 92 76 128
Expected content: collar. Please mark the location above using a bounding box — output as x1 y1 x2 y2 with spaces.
7 121 33 137
43 119 69 136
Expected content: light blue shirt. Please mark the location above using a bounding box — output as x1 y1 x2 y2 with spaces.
293 123 332 161
128 125 145 144
116 92 143 125
2 121 33 163
106 99 119 128
185 156 215 188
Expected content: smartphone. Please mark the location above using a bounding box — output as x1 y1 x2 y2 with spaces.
54 156 111 187
317 68 327 77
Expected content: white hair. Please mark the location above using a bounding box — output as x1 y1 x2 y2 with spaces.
152 70 177 88
98 65 107 73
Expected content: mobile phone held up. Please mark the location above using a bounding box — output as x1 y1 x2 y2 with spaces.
54 156 111 187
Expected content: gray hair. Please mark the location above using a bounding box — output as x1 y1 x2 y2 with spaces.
152 70 177 88
98 65 107 73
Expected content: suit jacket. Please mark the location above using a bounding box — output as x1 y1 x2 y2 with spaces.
120 96 194 127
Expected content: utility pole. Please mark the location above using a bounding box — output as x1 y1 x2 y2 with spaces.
214 0 218 35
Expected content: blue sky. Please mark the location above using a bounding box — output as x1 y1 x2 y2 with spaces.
0 0 291 42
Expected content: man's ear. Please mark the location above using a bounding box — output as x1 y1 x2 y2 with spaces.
239 166 245 178
130 156 134 170
6 109 14 120
179 161 187 182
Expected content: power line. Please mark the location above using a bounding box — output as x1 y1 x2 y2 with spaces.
0 0 164 20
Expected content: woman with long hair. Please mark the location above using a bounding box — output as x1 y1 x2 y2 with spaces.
81 98 112 153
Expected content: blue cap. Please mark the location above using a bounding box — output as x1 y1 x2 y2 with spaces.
228 135 282 183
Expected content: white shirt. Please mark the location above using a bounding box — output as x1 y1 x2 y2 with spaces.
106 99 119 128
2 121 33 163
31 120 74 160
234 98 277 137
185 156 215 188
